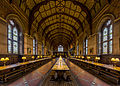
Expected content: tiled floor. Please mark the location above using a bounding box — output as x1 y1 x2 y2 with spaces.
7 59 56 86
66 59 110 86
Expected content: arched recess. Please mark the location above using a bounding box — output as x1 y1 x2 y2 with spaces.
6 14 25 54
96 13 115 32
96 13 115 55
6 14 25 33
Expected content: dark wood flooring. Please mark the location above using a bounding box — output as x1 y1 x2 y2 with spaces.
41 71 78 86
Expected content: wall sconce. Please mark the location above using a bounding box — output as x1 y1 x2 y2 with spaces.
37 56 40 59
41 56 42 59
95 57 100 63
111 58 119 67
82 56 84 59
87 57 91 61
76 56 78 58
32 56 35 60
22 57 26 62
0 57 9 66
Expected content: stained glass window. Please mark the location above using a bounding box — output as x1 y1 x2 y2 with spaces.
103 28 108 42
13 27 18 41
33 39 35 54
103 42 108 54
58 45 63 52
8 40 12 53
13 41 18 54
83 38 88 55
109 41 112 54
98 19 113 55
8 25 12 39
33 38 38 55
7 20 19 54
86 39 88 55
9 20 14 26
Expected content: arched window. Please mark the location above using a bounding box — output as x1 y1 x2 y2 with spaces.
8 20 18 54
83 38 88 55
33 38 37 55
58 45 63 52
8 20 24 54
98 19 113 54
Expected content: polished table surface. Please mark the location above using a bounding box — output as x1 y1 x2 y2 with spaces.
0 58 49 71
71 58 120 72
52 57 69 71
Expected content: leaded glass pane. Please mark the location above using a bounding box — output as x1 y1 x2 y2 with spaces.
8 40 12 53
33 39 36 54
106 20 111 26
109 25 112 33
33 48 35 55
13 27 18 41
109 33 112 39
33 39 35 47
58 45 63 52
13 41 18 54
103 28 108 41
8 25 12 39
109 41 112 54
103 42 108 54
9 20 14 26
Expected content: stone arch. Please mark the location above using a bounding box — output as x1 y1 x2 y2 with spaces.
96 13 115 32
6 14 25 33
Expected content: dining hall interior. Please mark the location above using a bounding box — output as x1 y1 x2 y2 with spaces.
0 0 120 86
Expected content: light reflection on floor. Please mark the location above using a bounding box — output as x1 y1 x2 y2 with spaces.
7 60 56 86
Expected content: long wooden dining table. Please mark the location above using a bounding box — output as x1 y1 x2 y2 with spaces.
51 57 70 80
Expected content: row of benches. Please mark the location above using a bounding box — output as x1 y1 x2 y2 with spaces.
0 58 51 83
69 58 120 85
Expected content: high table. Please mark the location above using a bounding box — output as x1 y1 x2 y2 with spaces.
51 57 69 80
